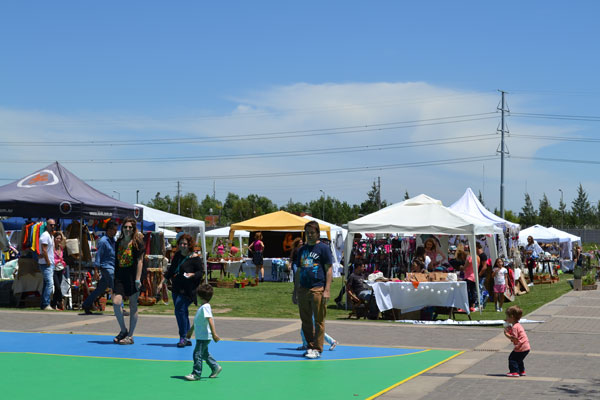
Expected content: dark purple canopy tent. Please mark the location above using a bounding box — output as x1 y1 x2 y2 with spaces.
0 162 143 308
0 162 142 221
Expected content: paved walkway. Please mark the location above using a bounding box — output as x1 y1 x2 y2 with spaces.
1 288 599 399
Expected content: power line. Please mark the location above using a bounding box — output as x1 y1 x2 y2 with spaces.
511 112 600 122
0 113 498 147
0 134 497 164
511 155 600 165
511 134 600 143
78 155 500 182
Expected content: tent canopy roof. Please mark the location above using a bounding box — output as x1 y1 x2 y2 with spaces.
547 227 581 244
449 188 520 230
135 204 205 229
348 194 497 236
518 224 567 245
229 210 330 238
205 226 249 238
0 162 141 220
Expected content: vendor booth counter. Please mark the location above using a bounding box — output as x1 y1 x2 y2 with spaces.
372 281 469 319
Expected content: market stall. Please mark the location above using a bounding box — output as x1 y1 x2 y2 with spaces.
345 194 498 314
449 187 520 260
135 204 208 282
0 162 143 308
229 211 331 281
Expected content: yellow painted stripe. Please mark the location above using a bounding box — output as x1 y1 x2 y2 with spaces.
365 350 465 400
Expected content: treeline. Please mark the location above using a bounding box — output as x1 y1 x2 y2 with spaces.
509 183 600 228
145 181 599 229
145 180 388 226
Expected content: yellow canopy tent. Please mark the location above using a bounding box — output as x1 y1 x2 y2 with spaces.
229 210 330 240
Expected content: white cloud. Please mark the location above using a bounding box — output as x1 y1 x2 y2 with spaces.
0 82 589 212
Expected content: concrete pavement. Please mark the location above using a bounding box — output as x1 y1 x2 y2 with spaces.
1 288 599 399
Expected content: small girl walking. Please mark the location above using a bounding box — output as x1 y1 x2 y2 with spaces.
503 305 530 377
492 258 508 312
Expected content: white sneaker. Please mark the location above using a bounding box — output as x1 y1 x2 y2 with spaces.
184 374 200 381
209 365 222 378
303 349 313 357
329 341 338 351
305 349 321 359
43 305 54 311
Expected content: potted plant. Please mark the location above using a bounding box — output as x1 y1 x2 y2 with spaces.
217 274 235 288
582 270 597 290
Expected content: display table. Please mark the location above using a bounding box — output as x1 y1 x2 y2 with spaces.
372 281 469 314
240 258 291 281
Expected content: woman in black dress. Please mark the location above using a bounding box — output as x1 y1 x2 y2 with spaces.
158 233 203 347
112 217 145 345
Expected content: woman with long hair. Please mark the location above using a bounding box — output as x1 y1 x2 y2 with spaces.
158 233 203 347
112 217 145 345
51 231 67 310
248 232 265 282
424 238 444 270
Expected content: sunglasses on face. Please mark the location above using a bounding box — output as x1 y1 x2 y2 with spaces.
123 226 134 230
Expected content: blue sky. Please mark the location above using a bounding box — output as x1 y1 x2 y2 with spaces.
1 1 599 214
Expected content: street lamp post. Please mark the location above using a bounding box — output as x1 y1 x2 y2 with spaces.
113 190 120 201
319 189 325 220
559 188 564 228
136 190 139 204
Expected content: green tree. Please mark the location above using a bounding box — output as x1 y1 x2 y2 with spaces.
519 193 537 227
571 183 593 227
280 198 308 216
145 192 175 213
537 193 554 226
478 190 486 208
178 193 200 218
360 180 387 215
198 194 222 220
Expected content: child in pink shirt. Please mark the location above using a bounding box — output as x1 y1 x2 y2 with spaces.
504 305 530 377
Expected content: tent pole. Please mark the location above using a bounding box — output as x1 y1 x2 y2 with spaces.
78 217 83 310
201 225 208 284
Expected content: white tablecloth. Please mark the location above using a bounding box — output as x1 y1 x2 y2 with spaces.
372 281 469 313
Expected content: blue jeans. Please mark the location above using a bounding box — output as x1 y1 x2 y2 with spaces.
508 350 529 373
39 264 54 308
172 292 192 339
82 268 114 310
192 340 220 377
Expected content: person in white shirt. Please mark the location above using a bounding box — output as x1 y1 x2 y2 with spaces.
39 219 56 310
524 236 543 284
493 258 508 312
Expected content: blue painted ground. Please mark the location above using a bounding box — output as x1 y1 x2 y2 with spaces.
0 331 424 361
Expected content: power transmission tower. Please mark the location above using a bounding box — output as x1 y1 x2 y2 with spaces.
177 180 181 215
497 90 510 218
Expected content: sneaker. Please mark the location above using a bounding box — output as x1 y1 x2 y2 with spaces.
177 338 186 348
209 365 222 378
43 305 54 311
184 374 200 381
122 309 130 316
296 345 307 351
496 307 500 312
329 341 338 351
499 307 503 312
520 371 526 376
335 300 343 309
83 306 93 315
305 349 321 359
304 349 314 358
506 372 519 377
185 340 192 347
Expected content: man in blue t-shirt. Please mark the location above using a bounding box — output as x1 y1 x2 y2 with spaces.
292 220 333 359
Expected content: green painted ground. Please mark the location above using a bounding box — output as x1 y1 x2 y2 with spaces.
1 349 460 399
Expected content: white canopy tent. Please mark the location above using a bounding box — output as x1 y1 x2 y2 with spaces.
547 227 581 260
157 227 177 239
203 226 249 253
345 194 498 311
135 204 208 281
449 187 519 259
517 224 565 246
